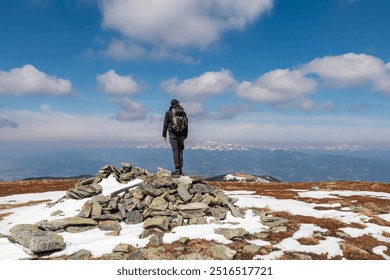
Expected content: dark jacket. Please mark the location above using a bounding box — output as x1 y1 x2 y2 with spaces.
162 104 188 138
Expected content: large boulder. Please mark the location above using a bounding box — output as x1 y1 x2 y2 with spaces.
9 224 65 253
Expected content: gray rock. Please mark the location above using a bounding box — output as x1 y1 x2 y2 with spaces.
92 195 111 205
176 202 208 211
126 210 144 224
50 210 64 217
37 217 98 231
269 226 288 233
179 210 205 219
177 253 212 260
99 220 121 232
210 244 237 260
91 201 102 218
92 213 122 221
65 225 96 233
129 250 145 260
214 228 247 240
292 253 313 260
177 183 193 203
68 249 91 260
149 195 168 211
107 252 128 260
243 244 260 254
189 216 207 225
226 203 244 218
9 224 65 253
143 217 170 231
78 200 92 218
261 216 289 227
113 243 131 253
207 207 227 220
189 183 215 194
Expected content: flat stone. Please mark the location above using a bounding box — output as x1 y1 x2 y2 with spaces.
99 220 121 232
210 244 237 260
9 224 65 253
50 210 64 217
189 216 207 225
176 202 208 211
65 225 96 233
92 195 111 205
177 183 193 203
126 210 143 224
226 203 244 218
37 217 98 231
143 217 170 231
149 195 168 211
188 183 215 194
243 244 260 254
214 228 247 240
78 201 92 218
92 213 122 220
91 201 102 218
113 243 131 253
207 207 227 220
68 249 91 260
179 210 205 219
177 253 212 260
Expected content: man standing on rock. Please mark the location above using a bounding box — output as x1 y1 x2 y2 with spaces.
162 99 188 176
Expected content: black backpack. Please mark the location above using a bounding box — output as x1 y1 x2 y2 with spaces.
170 106 187 133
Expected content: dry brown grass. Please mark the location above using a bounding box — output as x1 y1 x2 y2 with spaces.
1 179 389 260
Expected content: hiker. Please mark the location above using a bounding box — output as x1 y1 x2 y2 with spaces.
162 99 188 176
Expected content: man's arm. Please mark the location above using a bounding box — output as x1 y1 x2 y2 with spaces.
162 111 170 140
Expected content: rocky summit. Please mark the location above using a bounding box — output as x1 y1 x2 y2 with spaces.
8 163 243 256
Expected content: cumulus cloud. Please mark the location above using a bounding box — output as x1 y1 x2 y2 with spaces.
237 53 390 109
98 0 274 60
161 69 237 100
0 117 18 129
115 97 148 121
304 53 385 87
303 53 390 95
237 69 317 105
0 65 73 96
97 69 143 95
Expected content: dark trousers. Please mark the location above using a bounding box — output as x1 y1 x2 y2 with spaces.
169 132 185 170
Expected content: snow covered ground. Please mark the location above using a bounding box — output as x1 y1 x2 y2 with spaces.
0 176 390 260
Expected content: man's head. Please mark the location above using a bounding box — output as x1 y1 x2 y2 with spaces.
171 99 179 106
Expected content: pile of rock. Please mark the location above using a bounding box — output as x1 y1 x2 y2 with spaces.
73 166 243 234
66 163 153 199
8 164 244 256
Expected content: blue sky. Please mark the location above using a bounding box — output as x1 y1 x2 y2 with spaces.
1 0 390 152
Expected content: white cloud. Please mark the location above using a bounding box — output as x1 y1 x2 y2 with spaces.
115 97 148 121
304 53 385 87
97 69 143 95
161 69 237 100
297 99 316 112
237 69 317 105
182 102 209 117
0 65 73 96
237 53 390 109
98 0 274 59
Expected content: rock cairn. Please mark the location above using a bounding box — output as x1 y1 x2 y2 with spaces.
66 163 153 199
73 165 244 234
8 163 244 256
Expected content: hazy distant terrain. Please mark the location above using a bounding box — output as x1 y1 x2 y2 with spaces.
1 142 390 182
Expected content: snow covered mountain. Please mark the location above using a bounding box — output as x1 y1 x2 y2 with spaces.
189 141 251 151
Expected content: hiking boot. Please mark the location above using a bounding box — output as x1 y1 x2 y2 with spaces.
172 169 182 177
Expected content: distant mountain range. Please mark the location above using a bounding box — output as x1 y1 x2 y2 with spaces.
1 141 390 182
207 173 282 183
